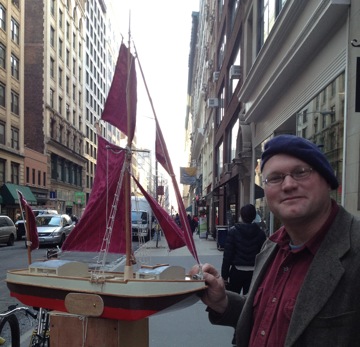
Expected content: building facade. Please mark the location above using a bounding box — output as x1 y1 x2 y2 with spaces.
0 0 37 220
188 0 360 235
24 0 87 217
83 0 108 205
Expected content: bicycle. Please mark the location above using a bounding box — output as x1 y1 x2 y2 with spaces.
0 305 37 347
28 307 50 347
0 305 50 347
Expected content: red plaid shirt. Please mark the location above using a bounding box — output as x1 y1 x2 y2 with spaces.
249 202 339 346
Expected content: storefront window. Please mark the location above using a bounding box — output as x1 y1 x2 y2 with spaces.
296 72 344 204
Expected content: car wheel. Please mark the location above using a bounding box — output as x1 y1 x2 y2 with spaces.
7 233 15 246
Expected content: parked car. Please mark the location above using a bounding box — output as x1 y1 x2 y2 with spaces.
15 218 26 240
15 209 58 240
36 214 74 247
0 215 17 246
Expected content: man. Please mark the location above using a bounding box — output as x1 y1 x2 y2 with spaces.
221 204 266 345
191 134 360 346
221 204 266 295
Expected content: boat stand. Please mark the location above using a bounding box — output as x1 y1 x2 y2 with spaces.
50 311 149 347
50 293 149 346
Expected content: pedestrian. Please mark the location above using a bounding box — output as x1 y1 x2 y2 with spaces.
153 219 161 242
221 203 266 344
192 215 199 234
187 214 195 233
221 204 266 294
174 213 181 226
190 134 360 346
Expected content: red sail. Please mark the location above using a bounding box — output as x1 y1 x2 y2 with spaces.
155 118 200 263
62 136 127 254
132 176 186 250
101 43 137 143
17 190 39 251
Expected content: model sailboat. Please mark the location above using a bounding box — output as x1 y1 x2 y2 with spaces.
6 41 205 321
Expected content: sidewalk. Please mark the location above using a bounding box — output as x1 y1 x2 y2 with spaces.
135 235 235 347
138 233 221 257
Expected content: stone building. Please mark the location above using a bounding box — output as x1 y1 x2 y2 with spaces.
24 0 86 216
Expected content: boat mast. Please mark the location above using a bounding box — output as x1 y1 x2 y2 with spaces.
124 14 133 280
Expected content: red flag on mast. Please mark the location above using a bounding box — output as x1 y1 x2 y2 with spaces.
17 190 39 251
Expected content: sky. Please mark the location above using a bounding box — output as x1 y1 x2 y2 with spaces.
110 1 199 189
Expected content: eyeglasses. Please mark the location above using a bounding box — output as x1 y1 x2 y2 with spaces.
263 167 313 186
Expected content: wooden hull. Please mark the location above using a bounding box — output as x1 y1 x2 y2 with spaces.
7 267 206 321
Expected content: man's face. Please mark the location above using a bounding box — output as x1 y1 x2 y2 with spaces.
262 154 331 224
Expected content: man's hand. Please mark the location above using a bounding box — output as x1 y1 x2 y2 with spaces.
190 263 228 314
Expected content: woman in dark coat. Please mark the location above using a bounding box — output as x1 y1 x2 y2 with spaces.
221 204 266 295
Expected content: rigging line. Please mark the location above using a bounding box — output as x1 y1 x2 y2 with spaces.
132 42 200 265
131 41 172 173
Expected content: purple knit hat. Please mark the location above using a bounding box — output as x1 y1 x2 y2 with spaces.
261 135 339 190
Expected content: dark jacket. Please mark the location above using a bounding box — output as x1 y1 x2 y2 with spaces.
221 223 266 280
210 206 360 347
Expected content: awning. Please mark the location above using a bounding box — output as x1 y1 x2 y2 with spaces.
0 183 37 205
186 205 192 212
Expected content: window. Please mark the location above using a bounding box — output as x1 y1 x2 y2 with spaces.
66 104 70 120
0 83 5 107
50 0 55 16
58 67 62 86
11 18 19 44
58 96 62 115
11 162 19 184
11 127 19 149
0 122 5 144
59 9 63 28
0 44 5 68
26 167 30 183
59 38 63 58
258 0 287 52
11 54 19 79
66 22 70 40
11 91 19 115
50 89 54 108
66 49 70 66
59 125 63 143
38 170 41 185
0 159 5 185
32 168 35 184
230 119 239 161
216 142 224 177
0 5 6 31
66 76 70 94
50 118 56 139
50 57 55 78
66 130 70 148
50 26 55 47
